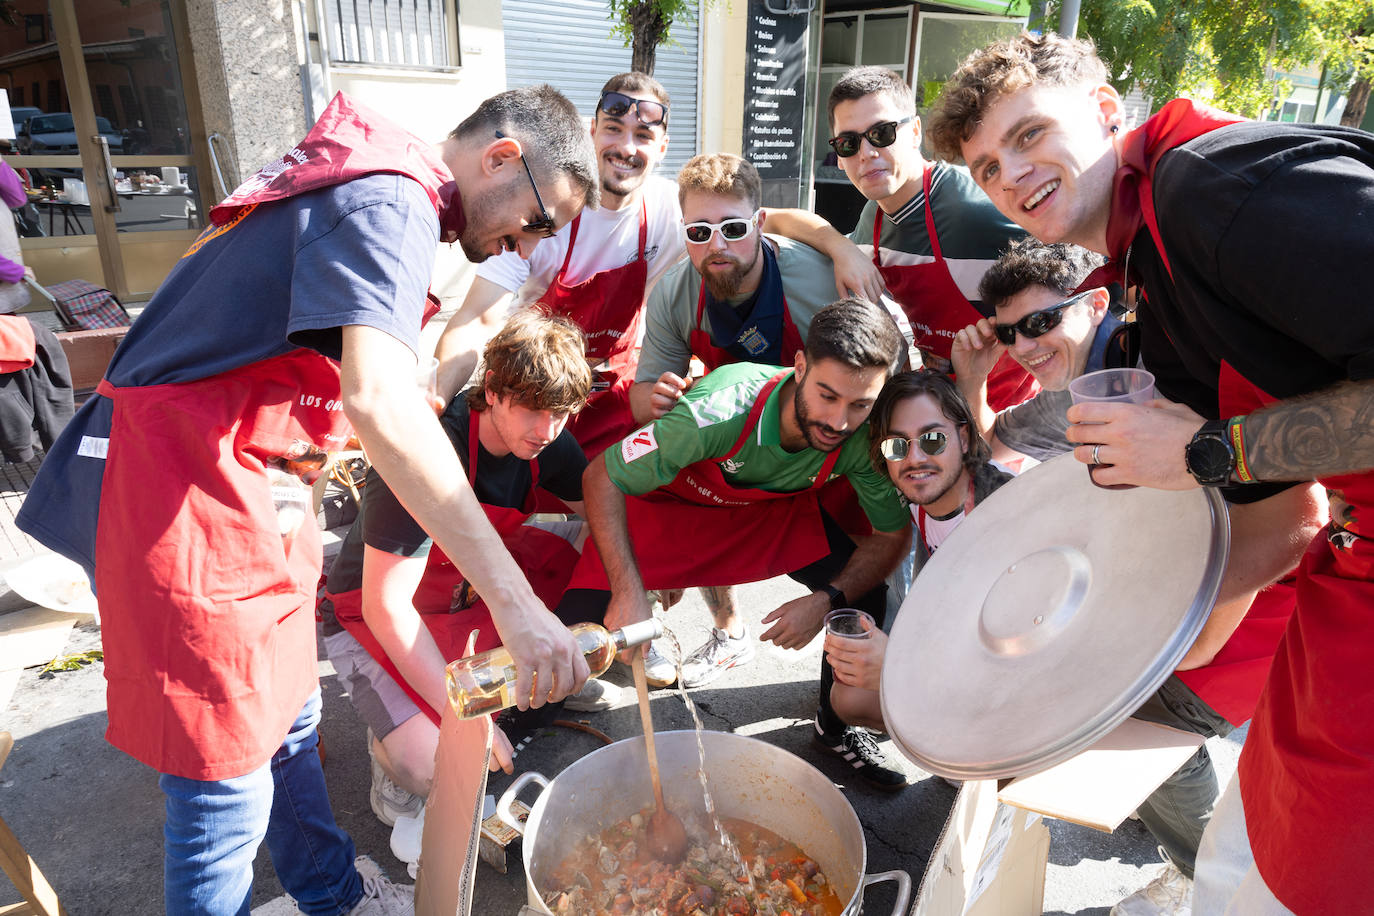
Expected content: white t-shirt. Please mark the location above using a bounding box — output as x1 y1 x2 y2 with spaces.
476 175 685 306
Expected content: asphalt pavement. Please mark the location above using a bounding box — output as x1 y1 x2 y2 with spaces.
0 570 1244 915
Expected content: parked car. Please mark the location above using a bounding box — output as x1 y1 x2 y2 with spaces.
17 113 123 154
8 106 43 139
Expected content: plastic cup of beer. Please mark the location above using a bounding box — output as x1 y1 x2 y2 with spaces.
824 609 876 640
1068 368 1155 488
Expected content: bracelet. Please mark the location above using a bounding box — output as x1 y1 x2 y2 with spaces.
1229 416 1254 483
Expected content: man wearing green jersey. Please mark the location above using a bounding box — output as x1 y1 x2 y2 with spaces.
564 298 914 788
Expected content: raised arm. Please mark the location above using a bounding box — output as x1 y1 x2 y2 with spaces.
764 208 885 302
432 276 516 403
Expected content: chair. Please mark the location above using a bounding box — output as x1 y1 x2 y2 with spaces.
19 278 131 403
0 731 67 915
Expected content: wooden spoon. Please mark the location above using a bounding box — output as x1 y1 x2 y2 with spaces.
631 652 688 864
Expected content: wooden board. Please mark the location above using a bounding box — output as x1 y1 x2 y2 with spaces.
0 608 76 673
997 718 1204 832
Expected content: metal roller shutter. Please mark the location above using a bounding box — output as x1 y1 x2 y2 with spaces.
501 0 700 175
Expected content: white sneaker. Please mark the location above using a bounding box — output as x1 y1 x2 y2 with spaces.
643 642 678 687
679 628 755 688
368 731 422 828
1111 852 1193 916
347 856 413 916
564 677 622 712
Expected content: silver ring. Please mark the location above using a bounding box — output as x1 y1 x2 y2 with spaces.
1091 444 1102 465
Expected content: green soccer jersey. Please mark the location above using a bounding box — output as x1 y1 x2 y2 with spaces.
605 362 907 533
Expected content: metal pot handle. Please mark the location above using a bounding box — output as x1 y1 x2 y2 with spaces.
859 869 912 916
496 770 550 836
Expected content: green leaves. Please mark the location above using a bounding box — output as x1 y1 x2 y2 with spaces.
39 650 104 676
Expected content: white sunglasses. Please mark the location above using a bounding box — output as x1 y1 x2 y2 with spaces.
683 210 761 245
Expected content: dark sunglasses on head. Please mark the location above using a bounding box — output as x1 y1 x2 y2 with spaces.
683 212 759 245
599 91 668 127
495 130 557 238
828 116 914 158
879 430 948 461
993 290 1093 346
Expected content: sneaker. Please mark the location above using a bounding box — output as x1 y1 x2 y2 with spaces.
1111 850 1193 916
643 642 678 688
368 731 422 828
679 628 755 688
347 857 414 916
564 677 622 712
811 715 907 792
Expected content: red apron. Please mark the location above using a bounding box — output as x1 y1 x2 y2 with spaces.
95 351 353 780
94 92 454 780
1111 101 1369 911
1172 365 1296 727
569 371 839 591
330 410 580 725
538 202 649 460
872 166 1036 412
687 279 867 536
688 277 805 374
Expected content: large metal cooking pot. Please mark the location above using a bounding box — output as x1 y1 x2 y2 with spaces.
498 729 911 915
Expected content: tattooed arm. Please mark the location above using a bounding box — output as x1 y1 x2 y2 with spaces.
1065 378 1374 491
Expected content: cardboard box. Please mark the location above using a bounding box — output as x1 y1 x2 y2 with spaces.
912 718 1203 914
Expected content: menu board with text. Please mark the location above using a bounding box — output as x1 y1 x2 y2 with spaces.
742 0 810 203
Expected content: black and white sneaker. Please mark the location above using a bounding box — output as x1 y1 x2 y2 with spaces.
812 716 907 792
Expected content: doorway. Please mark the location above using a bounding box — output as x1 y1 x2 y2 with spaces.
0 0 211 300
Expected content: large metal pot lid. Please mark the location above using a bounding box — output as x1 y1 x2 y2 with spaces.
879 453 1229 781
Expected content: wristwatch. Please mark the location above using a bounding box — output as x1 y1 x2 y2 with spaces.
1185 419 1235 486
820 584 847 609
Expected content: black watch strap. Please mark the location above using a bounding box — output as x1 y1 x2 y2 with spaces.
1185 419 1235 486
821 584 847 609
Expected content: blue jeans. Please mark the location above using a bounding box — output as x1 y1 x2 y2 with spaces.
160 689 363 915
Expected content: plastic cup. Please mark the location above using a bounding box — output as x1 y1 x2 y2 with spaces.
1068 368 1155 489
824 609 875 640
1067 368 1156 405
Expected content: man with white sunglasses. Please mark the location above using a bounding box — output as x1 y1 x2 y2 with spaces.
626 152 899 698
631 153 865 425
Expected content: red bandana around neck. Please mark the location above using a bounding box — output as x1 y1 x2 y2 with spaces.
209 92 459 230
1101 98 1246 282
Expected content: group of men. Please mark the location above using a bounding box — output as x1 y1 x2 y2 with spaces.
14 27 1370 916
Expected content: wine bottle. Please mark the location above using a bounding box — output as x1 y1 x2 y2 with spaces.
445 619 662 719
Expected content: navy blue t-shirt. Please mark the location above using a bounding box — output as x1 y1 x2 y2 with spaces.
18 174 440 572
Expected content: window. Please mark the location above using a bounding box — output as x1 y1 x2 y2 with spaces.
46 80 62 113
11 87 22 106
814 7 913 183
95 85 117 125
320 0 457 68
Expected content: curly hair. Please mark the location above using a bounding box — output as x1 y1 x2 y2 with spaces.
978 238 1105 308
466 308 592 415
676 152 761 212
927 32 1108 163
867 370 989 478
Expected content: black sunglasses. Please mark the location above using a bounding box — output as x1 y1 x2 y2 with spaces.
993 290 1093 346
495 130 556 238
599 91 668 127
828 116 914 159
879 430 948 461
